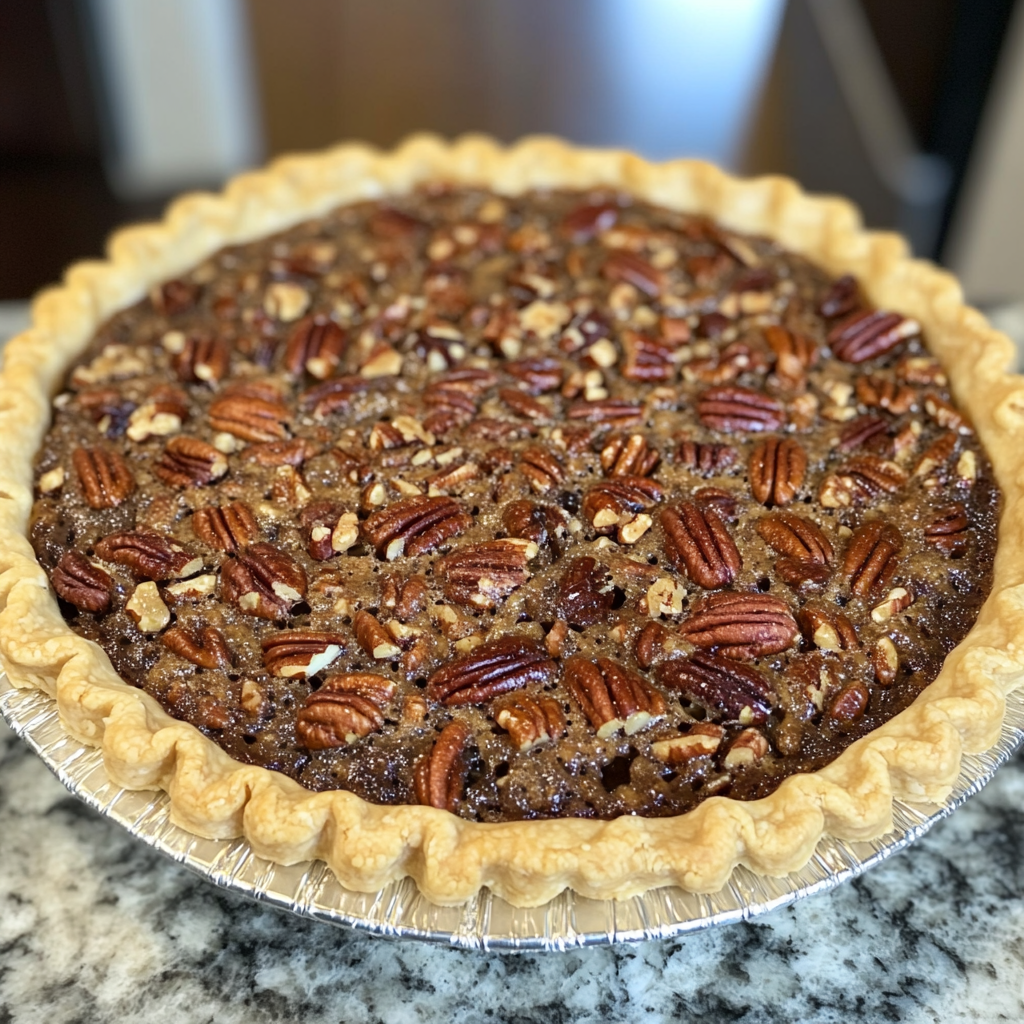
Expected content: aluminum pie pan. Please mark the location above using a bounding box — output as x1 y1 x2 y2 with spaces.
3 674 1022 951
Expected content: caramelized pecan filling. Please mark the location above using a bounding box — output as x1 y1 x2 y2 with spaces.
31 188 999 822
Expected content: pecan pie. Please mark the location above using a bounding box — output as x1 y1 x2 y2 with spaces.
2 136 1023 907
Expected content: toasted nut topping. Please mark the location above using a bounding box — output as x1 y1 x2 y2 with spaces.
651 725 724 765
870 587 913 623
645 577 686 617
264 281 310 322
38 466 66 493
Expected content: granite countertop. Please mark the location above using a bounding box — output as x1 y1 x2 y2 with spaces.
3 302 1024 1023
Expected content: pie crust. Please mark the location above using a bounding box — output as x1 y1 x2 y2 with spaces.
2 134 1023 907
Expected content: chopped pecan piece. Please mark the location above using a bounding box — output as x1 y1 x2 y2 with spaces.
556 555 616 627
567 399 644 427
773 557 833 591
583 477 663 532
221 543 307 620
171 332 231 384
192 502 259 552
559 200 618 242
261 630 347 678
94 531 202 580
564 656 666 737
152 278 201 316
502 499 567 550
924 504 969 556
651 724 726 765
51 551 115 613
162 623 232 669
798 604 860 651
439 539 536 609
495 693 567 751
208 391 290 443
854 374 917 415
661 502 741 589
380 574 429 622
924 392 971 433
600 433 659 477
764 324 818 381
621 330 676 382
296 673 396 750
697 386 785 433
284 316 347 378
634 620 674 668
352 610 402 660
299 375 374 418
828 309 919 363
755 512 833 564
914 432 957 479
602 249 663 297
518 446 565 492
72 446 135 509
426 637 556 706
125 386 188 442
818 456 907 508
125 581 170 632
657 651 775 724
414 720 472 812
873 636 899 685
677 592 799 659
748 437 807 506
674 439 738 475
153 436 228 488
722 728 771 769
76 387 136 437
362 495 471 560
842 521 903 597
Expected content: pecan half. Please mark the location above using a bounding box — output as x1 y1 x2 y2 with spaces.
924 504 969 556
171 332 231 384
798 604 860 651
564 656 667 737
439 539 536 609
818 456 907 508
828 309 919 363
243 438 318 467
505 357 563 394
818 274 861 319
634 620 673 668
621 330 676 382
602 250 663 297
748 437 807 506
567 399 644 427
426 637 556 705
650 723 725 765
697 386 785 433
296 673 396 750
827 683 870 723
914 432 957 479
518 446 565 492
600 433 659 477
72 447 136 508
261 630 347 677
221 543 307 620
362 495 471 559
657 652 775 724
94 531 203 580
51 550 115 613
495 693 567 751
208 391 290 443
153 436 228 488
838 414 891 453
722 727 771 769
661 502 741 588
556 555 615 627
422 368 495 435
677 592 799 659
842 521 903 597
559 200 618 242
755 511 834 563
192 502 259 552
674 439 737 475
284 316 347 378
162 623 231 668
499 387 551 422
152 278 201 316
583 477 663 533
764 324 818 381
414 720 472 812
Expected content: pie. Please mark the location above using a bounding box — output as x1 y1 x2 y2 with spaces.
1 136 1022 908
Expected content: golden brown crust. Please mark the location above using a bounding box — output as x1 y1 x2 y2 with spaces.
2 134 1023 906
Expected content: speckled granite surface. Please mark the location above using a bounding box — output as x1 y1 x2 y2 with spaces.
4 304 1024 1023
3 712 1024 1024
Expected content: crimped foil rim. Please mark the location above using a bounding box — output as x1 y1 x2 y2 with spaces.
4 673 1022 951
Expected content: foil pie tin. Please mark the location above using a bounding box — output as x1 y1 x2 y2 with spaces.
3 673 1022 951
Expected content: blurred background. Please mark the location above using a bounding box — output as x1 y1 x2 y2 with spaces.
2 0 1022 337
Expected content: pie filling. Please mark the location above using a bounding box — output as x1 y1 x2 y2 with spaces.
29 187 999 822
